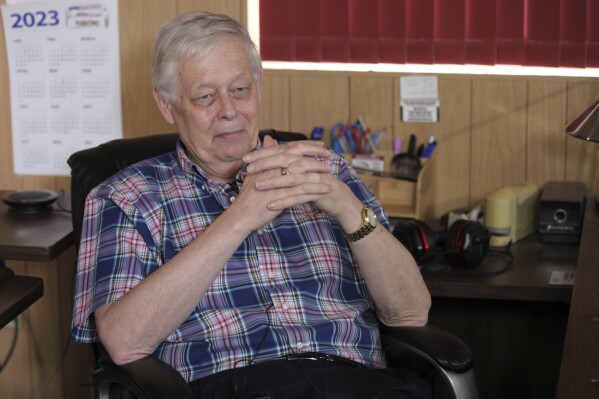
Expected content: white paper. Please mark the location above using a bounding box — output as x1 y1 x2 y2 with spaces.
400 75 440 123
400 75 438 100
549 270 576 286
1 0 122 176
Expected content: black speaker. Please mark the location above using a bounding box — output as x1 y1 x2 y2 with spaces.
539 181 586 244
2 190 58 213
393 219 491 269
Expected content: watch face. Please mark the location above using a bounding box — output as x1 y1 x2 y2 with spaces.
366 207 377 225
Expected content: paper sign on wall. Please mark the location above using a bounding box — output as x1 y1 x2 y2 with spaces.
400 75 440 123
1 0 122 176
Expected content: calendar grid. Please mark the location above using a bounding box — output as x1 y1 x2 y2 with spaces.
2 0 122 176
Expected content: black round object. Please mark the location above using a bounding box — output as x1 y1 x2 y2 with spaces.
2 190 58 212
393 219 490 268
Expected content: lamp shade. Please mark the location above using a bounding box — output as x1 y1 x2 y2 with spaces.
566 99 599 142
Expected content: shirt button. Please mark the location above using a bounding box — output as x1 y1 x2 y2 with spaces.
282 303 289 311
296 342 304 350
257 229 264 235
268 272 275 279
229 196 236 203
201 185 206 191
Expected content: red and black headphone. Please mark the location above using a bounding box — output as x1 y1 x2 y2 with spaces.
392 219 491 269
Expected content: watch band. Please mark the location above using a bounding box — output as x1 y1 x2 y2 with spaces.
344 204 377 242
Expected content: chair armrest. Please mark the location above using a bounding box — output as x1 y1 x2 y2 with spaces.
95 355 192 399
380 324 473 372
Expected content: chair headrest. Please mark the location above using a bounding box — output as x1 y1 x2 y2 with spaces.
67 130 307 249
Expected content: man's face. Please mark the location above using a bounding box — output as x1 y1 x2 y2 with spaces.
154 35 262 181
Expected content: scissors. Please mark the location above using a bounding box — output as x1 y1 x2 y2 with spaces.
331 122 366 153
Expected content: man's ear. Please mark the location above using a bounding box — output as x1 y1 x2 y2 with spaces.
153 89 175 125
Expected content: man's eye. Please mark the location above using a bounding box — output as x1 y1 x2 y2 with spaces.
232 87 250 97
193 94 214 104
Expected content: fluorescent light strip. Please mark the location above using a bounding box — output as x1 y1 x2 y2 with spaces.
263 61 599 78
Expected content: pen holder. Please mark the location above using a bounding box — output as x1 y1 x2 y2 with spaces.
357 157 434 220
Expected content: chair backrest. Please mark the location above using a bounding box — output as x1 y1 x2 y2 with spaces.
67 129 307 250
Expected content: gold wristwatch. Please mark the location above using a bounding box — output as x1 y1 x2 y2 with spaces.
344 204 377 242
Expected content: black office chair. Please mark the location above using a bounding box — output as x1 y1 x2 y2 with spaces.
67 130 479 399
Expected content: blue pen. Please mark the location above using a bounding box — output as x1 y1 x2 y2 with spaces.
422 134 436 158
371 129 384 146
422 142 436 158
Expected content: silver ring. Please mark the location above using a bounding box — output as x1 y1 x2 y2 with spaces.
281 167 290 176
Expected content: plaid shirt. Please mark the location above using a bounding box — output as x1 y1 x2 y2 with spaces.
71 140 389 382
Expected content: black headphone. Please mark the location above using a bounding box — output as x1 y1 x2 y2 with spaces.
392 219 491 269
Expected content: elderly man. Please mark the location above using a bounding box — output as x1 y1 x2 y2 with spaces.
72 11 431 398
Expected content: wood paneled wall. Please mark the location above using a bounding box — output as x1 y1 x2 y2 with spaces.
261 71 599 220
1 0 598 397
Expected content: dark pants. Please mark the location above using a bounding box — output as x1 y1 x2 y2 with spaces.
189 354 432 399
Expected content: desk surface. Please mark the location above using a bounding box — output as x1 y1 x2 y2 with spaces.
556 198 599 398
0 191 73 262
422 232 578 303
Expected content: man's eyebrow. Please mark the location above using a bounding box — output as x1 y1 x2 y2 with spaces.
192 73 253 89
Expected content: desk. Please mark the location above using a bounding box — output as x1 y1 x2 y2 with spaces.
423 233 577 303
422 232 578 399
0 191 73 328
556 198 599 398
0 191 73 261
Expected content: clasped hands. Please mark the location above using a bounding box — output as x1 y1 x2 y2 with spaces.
233 135 361 232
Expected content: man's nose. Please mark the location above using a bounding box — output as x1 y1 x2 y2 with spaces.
218 93 236 120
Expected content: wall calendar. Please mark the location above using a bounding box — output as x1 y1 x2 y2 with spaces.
1 0 121 175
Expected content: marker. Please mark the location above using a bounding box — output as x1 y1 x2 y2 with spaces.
311 126 324 140
422 134 436 158
422 142 436 158
407 134 417 155
393 138 402 155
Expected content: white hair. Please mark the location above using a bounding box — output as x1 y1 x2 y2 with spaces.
151 11 262 104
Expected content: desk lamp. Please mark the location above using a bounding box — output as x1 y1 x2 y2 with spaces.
566 99 599 204
566 99 599 142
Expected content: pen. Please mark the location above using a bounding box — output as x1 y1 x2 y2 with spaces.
371 129 384 147
407 134 417 155
422 142 436 158
393 138 402 155
357 116 368 132
422 134 436 158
